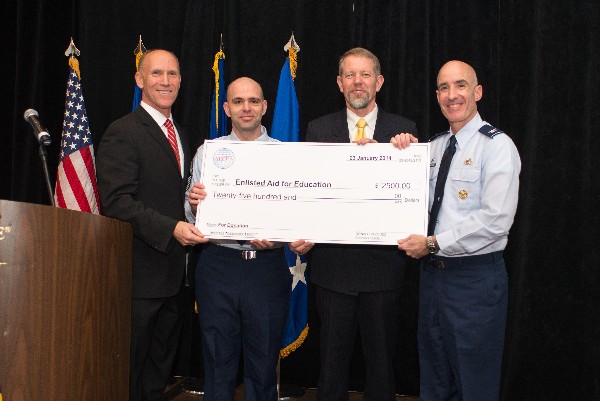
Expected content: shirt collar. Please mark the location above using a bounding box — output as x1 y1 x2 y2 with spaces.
451 112 483 149
346 105 379 130
228 125 269 141
140 101 173 127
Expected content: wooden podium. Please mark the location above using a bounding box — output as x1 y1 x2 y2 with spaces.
0 200 132 401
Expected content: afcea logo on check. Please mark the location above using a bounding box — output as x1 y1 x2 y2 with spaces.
213 148 235 169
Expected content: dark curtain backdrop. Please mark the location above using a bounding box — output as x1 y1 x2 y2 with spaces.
4 0 600 399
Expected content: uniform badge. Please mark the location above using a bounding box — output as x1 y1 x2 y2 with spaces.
458 189 468 199
464 158 473 166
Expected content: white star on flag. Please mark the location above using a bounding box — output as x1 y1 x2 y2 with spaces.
289 255 307 290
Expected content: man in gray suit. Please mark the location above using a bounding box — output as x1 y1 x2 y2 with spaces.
303 47 418 401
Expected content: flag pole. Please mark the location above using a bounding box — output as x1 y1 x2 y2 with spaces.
273 32 306 400
132 36 146 111
209 36 227 139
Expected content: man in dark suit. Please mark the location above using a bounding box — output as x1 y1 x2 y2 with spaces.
303 47 418 401
96 49 207 401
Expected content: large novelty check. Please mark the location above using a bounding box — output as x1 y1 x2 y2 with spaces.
196 141 430 245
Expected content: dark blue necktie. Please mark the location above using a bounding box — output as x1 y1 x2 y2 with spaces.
427 135 457 236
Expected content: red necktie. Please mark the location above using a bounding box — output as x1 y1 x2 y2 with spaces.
164 119 181 171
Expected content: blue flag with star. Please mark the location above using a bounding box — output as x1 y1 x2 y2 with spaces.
270 36 307 357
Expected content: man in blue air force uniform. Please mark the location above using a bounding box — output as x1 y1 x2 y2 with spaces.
393 60 521 401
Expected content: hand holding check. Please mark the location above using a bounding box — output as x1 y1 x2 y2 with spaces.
189 181 314 254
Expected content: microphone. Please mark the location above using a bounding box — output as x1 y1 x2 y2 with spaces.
24 109 51 146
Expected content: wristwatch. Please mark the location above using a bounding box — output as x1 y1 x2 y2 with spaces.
426 236 439 254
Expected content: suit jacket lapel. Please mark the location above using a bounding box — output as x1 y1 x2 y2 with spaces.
135 107 183 175
174 120 189 175
373 109 388 142
332 110 350 143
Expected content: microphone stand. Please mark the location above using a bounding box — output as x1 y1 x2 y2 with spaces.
38 142 55 206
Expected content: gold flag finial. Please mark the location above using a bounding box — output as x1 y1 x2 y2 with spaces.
283 33 300 80
64 38 81 78
134 35 147 71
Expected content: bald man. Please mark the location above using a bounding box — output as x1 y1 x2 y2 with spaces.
97 49 207 401
393 61 521 401
185 77 308 401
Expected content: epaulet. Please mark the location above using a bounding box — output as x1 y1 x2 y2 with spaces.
479 124 505 138
428 130 450 143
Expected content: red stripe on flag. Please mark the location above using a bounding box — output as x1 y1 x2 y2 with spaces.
81 146 101 214
55 173 67 208
61 154 93 213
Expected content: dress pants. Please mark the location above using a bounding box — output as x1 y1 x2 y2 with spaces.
196 244 291 401
316 286 402 401
418 252 507 401
130 294 184 401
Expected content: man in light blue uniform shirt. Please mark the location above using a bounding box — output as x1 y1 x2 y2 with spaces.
185 77 312 401
393 60 521 401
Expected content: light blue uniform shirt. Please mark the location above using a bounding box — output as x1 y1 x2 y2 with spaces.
184 126 281 250
430 113 521 256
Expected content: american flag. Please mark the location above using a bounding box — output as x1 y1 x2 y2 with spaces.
54 59 101 214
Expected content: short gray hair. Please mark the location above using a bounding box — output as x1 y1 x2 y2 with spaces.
338 47 381 76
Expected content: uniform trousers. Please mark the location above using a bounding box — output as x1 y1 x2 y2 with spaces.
316 286 402 401
196 243 291 401
418 251 507 401
130 294 184 401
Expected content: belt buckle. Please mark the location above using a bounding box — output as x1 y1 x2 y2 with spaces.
242 250 256 260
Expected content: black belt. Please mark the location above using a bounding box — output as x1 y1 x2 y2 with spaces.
427 251 503 269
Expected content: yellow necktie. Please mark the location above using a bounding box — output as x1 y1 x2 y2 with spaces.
354 118 367 141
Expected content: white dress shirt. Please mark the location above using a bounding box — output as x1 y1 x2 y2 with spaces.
345 106 378 142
